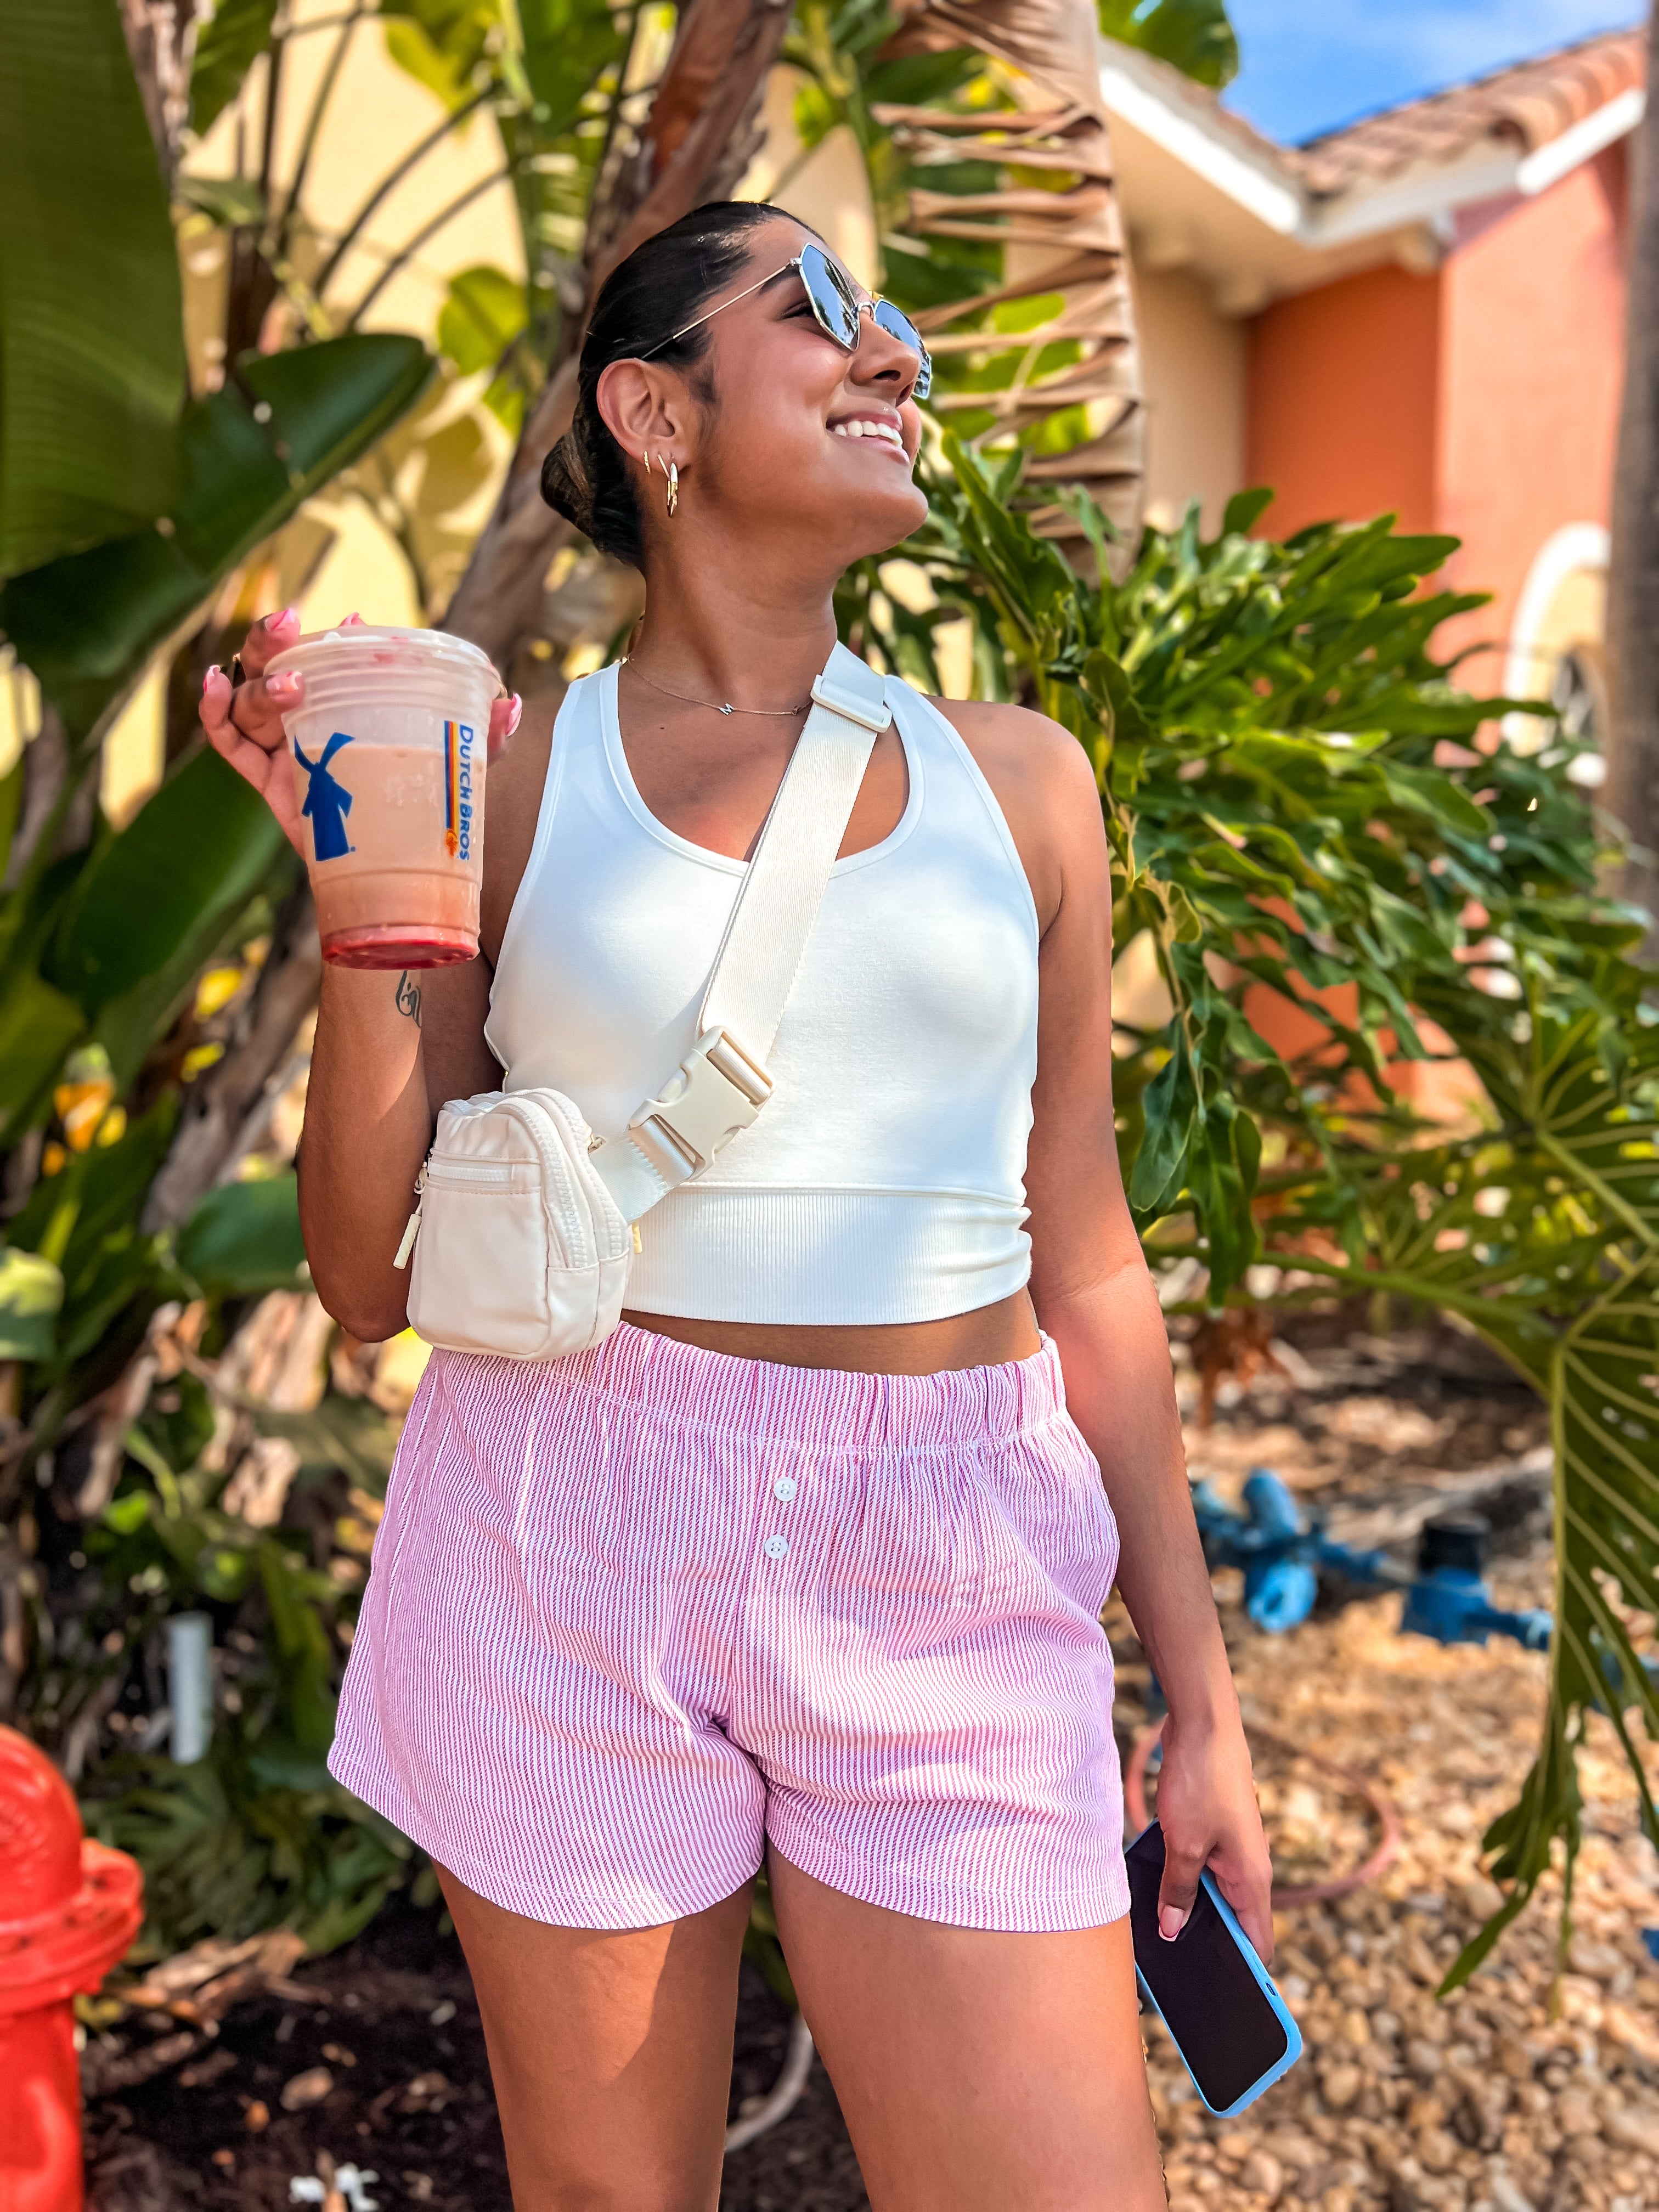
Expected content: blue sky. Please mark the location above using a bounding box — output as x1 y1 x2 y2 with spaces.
1223 0 1643 144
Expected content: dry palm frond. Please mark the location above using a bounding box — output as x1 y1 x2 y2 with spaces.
878 0 1144 563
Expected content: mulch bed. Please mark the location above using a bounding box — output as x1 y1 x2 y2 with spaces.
86 1911 867 2211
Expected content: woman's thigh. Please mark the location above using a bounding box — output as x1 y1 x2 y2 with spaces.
768 1849 1165 2212
437 1865 753 2212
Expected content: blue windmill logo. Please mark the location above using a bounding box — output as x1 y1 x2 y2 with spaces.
294 731 356 860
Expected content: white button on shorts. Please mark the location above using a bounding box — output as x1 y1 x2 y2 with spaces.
763 1534 789 1561
773 1475 798 1503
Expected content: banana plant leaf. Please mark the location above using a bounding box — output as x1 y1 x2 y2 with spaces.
191 0 282 135
0 1246 65 1362
49 745 289 1021
0 335 435 742
1098 0 1238 87
0 0 185 576
178 1175 308 1298
0 971 88 1145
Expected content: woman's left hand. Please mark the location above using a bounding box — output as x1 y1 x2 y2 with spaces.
1150 1705 1274 1963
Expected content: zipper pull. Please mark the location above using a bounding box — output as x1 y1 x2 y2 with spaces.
393 1165 427 1271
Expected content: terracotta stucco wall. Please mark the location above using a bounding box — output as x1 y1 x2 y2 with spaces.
1244 264 1441 543
1434 148 1628 687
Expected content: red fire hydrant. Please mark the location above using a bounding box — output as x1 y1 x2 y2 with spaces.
0 1725 144 2212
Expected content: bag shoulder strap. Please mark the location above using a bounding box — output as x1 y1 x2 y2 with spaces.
591 641 891 1224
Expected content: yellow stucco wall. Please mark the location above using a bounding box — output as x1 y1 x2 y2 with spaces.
1132 266 1247 538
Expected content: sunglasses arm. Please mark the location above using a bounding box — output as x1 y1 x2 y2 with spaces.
642 259 803 360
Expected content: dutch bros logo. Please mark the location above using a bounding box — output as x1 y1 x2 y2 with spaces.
444 719 475 860
294 731 354 861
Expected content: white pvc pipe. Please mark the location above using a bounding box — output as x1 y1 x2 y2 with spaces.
167 1612 214 1765
724 2012 815 2155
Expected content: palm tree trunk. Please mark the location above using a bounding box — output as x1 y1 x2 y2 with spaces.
117 0 199 184
441 0 793 673
1604 0 1659 944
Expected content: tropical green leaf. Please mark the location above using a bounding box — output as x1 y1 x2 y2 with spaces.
190 0 281 134
175 173 268 229
47 745 288 1020
517 0 630 124
0 970 86 1143
0 754 24 880
0 1246 64 1361
437 264 528 375
0 0 185 576
381 0 499 108
1098 0 1239 88
178 1174 308 1297
0 335 434 738
48 1101 178 1291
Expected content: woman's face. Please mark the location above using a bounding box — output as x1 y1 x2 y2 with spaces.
604 219 932 573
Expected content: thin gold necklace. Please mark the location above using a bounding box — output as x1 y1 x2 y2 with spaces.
623 656 807 719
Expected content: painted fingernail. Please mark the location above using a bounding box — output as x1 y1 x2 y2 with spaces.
203 664 221 691
267 606 299 631
343 611 364 625
506 693 523 735
264 673 296 695
1159 1906 1189 1942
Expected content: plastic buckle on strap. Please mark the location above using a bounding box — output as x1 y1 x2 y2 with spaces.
628 1028 774 1185
809 668 893 733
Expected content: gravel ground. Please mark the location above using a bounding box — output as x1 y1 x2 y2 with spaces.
81 1322 1657 2211
1133 1589 1659 2212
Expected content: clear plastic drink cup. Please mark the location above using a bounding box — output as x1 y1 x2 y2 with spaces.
267 624 500 968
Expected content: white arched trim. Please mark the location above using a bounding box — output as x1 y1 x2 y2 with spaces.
1503 522 1610 700
1501 522 1609 748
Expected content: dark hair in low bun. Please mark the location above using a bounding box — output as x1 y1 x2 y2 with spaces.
541 200 783 569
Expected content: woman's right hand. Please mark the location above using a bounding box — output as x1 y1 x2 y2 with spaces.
201 606 311 857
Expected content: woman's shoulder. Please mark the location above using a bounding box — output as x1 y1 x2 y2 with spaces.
919 696 1100 932
923 694 1099 814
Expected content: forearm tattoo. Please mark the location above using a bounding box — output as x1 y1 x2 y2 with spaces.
395 971 422 1027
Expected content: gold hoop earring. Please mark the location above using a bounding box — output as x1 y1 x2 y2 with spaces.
665 458 679 518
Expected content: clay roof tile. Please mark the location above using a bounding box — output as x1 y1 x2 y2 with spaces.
1283 24 1646 198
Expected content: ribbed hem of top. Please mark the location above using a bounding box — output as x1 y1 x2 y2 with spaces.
497 1320 1071 1453
623 1186 1031 1327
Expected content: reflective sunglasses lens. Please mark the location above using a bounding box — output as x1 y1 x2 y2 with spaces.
872 301 933 398
799 245 860 349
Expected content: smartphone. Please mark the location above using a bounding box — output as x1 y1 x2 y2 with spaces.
1125 1821 1303 2117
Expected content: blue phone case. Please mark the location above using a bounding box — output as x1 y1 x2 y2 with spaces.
1134 1867 1304 2118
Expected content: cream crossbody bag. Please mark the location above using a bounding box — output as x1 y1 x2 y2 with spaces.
392 643 893 1361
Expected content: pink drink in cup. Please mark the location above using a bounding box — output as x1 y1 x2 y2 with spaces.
267 625 500 968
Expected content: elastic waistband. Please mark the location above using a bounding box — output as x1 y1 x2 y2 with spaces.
462 1322 1070 1456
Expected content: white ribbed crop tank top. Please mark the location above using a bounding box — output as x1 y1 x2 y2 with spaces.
485 661 1040 1325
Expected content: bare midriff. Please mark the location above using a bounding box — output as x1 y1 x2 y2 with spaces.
621 1287 1041 1375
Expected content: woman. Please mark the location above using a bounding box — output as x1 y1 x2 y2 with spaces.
204 201 1271 2211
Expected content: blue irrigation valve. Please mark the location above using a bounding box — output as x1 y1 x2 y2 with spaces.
1248 1556 1320 1633
1190 1468 1404 1634
1398 1517 1553 1652
1190 1472 1554 1655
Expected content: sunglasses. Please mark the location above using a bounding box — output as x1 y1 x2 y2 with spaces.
641 241 932 402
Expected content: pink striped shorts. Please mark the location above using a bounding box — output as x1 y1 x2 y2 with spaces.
329 1323 1129 1933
